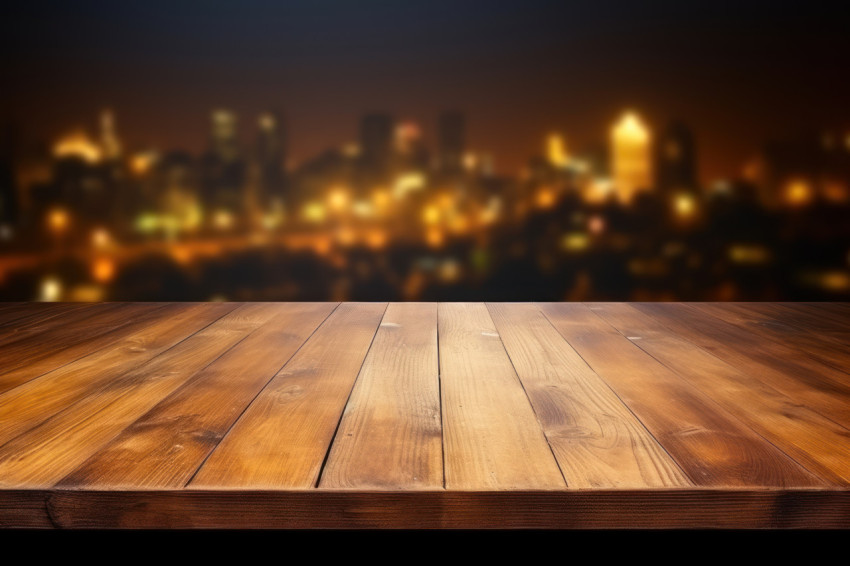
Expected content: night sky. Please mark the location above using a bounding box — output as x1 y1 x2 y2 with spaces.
3 1 849 180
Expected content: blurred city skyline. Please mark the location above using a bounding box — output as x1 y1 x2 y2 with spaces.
2 1 849 302
4 1 849 180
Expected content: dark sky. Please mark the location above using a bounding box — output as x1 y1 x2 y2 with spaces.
3 0 849 180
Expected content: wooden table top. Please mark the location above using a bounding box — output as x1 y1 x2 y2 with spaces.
0 301 848 529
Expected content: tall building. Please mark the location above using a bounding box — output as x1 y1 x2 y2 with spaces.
210 109 240 163
99 109 122 161
202 109 246 217
359 113 394 174
611 111 652 203
437 111 465 174
655 120 697 194
256 111 286 204
546 133 570 169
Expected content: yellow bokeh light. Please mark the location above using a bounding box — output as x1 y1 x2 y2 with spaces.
302 202 327 223
423 205 440 225
674 193 697 217
54 132 101 164
40 277 62 302
213 209 234 230
327 187 350 211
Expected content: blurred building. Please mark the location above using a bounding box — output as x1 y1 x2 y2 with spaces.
611 112 652 203
255 111 287 208
99 110 122 162
655 120 697 194
437 111 466 175
747 132 850 208
359 113 394 177
201 109 246 222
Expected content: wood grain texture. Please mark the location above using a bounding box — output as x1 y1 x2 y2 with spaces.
0 302 848 529
57 303 338 489
487 303 689 488
319 303 442 490
4 489 845 529
691 302 850 377
0 303 209 445
591 303 850 485
438 303 565 489
539 303 821 487
633 302 850 429
0 302 270 488
0 302 92 343
188 302 387 489
0 302 175 395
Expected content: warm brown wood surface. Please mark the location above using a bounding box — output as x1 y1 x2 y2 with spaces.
1 302 849 529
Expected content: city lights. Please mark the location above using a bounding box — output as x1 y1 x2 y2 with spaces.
546 134 570 169
48 208 70 234
2 102 849 304
784 180 813 207
92 257 115 283
327 187 350 211
40 277 62 302
53 132 102 164
673 193 697 218
612 112 652 204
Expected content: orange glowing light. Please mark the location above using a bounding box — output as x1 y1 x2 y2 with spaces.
367 230 387 249
372 189 391 209
129 152 157 176
92 258 115 283
47 208 69 233
535 188 556 209
314 237 332 255
92 228 110 248
54 132 102 163
588 215 605 235
785 180 813 207
426 228 444 248
336 227 355 246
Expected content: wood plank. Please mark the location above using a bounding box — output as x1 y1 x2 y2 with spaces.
487 303 690 488
188 302 387 489
0 302 176 395
691 303 850 377
592 303 850 485
784 302 850 329
539 303 821 487
438 303 565 490
737 302 850 338
57 303 338 490
0 304 272 488
319 303 442 490
0 303 236 450
12 489 846 529
0 302 93 339
633 303 850 429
